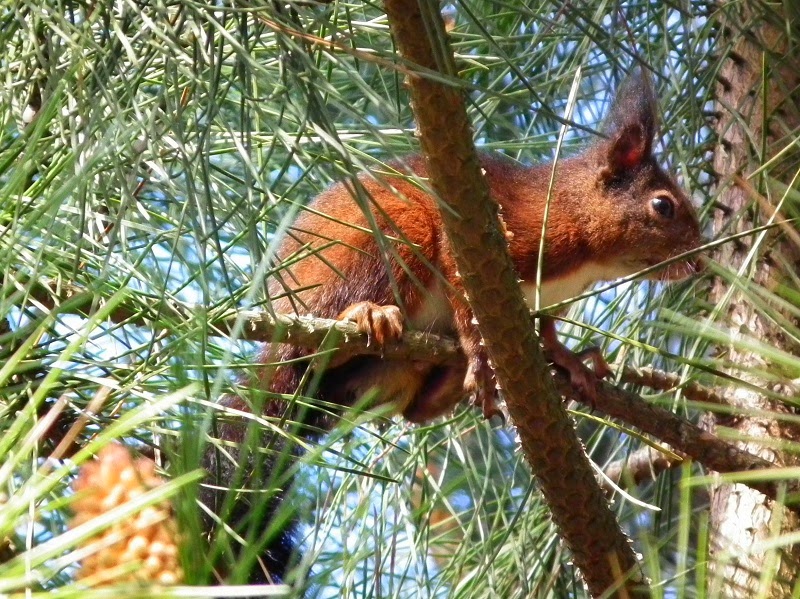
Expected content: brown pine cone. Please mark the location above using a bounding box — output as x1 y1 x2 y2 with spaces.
71 444 183 586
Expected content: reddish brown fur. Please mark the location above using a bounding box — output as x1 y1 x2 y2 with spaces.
261 138 701 422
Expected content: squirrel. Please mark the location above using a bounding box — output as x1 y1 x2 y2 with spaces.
203 68 703 582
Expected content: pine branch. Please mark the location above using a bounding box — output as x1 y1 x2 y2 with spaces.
560 371 792 504
381 1 644 596
7 272 795 504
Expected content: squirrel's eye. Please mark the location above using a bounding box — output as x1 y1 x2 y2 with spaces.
651 196 675 219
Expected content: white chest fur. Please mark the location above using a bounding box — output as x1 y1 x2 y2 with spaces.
522 260 632 309
409 260 631 332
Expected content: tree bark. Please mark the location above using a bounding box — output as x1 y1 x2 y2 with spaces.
382 1 644 596
706 2 800 597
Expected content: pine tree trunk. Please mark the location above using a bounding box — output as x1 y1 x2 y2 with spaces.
706 2 800 597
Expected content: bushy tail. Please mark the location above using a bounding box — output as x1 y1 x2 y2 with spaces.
200 343 348 585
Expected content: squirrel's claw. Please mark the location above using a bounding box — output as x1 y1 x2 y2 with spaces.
545 341 604 405
338 302 403 346
463 351 506 422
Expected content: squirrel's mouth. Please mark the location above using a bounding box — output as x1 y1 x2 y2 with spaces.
643 256 704 281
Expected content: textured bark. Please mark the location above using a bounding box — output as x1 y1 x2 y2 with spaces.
705 2 800 597
383 1 644 596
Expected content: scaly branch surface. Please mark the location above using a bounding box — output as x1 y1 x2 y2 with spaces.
382 1 644 595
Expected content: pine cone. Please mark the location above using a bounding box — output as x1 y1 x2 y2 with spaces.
71 444 183 586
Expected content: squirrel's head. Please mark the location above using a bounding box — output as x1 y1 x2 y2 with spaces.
587 67 703 282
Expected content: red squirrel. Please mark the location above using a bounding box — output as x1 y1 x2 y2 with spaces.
255 69 701 425
205 69 701 579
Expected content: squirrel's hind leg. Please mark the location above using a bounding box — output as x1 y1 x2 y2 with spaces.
540 316 612 406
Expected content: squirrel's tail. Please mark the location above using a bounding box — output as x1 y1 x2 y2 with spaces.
200 345 313 584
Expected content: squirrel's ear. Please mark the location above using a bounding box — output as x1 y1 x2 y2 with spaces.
599 67 658 178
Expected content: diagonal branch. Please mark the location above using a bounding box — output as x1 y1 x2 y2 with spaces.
557 371 793 504
381 1 644 595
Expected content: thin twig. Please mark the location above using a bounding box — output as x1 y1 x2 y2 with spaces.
600 445 684 493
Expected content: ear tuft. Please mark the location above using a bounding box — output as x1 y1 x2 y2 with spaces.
599 67 658 178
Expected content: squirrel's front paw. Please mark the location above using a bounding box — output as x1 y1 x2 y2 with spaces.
464 352 502 421
338 302 403 345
